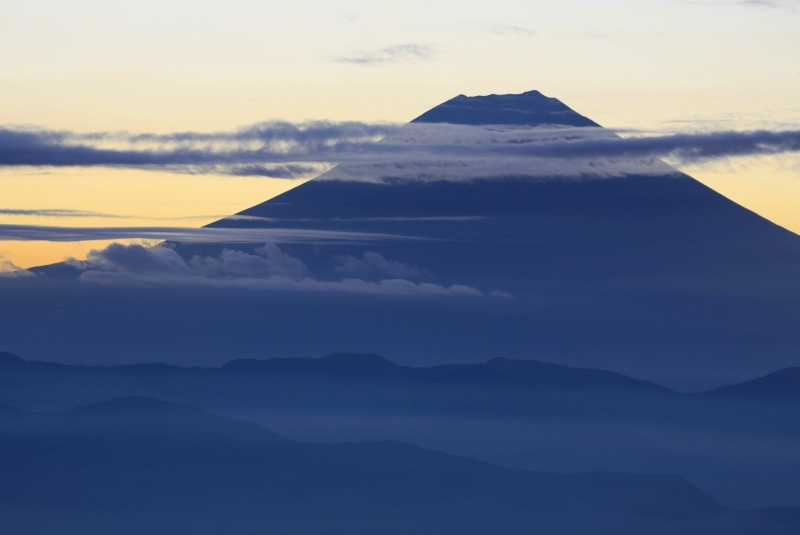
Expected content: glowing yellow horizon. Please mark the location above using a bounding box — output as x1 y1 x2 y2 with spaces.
0 0 796 269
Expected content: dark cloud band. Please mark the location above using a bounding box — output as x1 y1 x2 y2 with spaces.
1 122 798 176
0 208 124 218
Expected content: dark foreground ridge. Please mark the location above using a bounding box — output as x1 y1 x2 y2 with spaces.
2 397 798 535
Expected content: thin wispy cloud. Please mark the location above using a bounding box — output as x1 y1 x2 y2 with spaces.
332 44 435 65
0 223 422 244
686 0 797 9
484 24 538 37
222 163 327 178
735 0 795 8
0 208 124 219
0 208 270 222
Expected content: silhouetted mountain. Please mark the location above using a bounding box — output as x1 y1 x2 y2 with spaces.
411 89 601 126
432 357 675 393
4 351 800 510
0 352 675 410
0 351 26 367
2 398 797 535
705 367 800 404
8 90 799 390
222 352 401 378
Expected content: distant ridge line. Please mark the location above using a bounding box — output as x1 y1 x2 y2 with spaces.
3 350 797 395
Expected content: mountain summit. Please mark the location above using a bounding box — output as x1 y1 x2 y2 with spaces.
411 90 600 127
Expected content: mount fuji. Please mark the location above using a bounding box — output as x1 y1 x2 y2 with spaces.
3 89 799 389
3 90 800 531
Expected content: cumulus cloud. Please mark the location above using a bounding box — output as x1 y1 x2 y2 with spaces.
334 252 429 280
332 44 435 65
188 243 309 280
0 223 419 244
0 255 35 277
79 243 192 275
76 242 309 281
70 242 481 298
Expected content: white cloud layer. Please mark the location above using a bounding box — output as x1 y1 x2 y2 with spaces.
334 252 429 280
71 242 483 298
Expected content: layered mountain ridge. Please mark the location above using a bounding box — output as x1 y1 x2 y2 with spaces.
6 395 792 535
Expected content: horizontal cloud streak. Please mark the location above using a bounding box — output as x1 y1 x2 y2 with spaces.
332 44 435 65
221 163 327 178
484 24 538 37
64 120 400 146
79 270 482 296
0 209 275 222
0 208 124 218
0 223 421 244
2 121 799 180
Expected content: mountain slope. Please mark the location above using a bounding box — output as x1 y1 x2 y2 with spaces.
5 89 799 389
705 367 800 403
186 90 800 386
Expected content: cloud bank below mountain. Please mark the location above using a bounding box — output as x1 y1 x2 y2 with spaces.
68 242 485 298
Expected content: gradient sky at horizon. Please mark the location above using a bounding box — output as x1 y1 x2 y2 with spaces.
1 0 798 268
